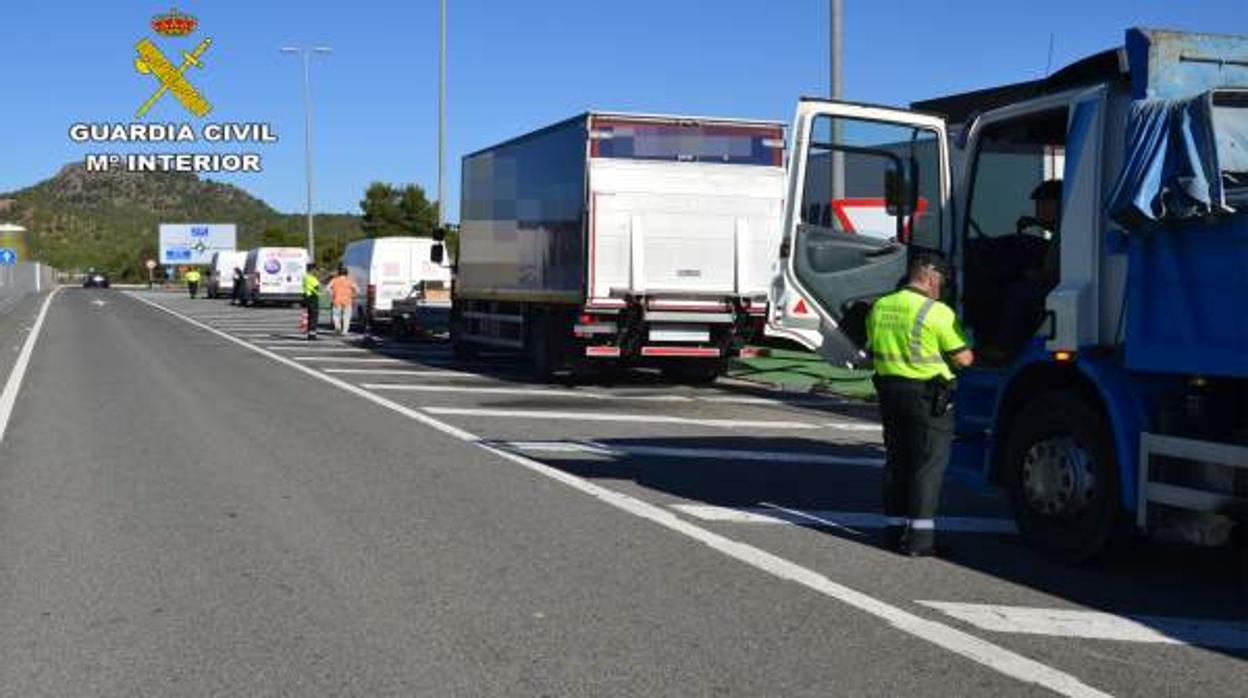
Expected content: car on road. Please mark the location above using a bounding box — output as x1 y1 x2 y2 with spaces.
82 269 110 288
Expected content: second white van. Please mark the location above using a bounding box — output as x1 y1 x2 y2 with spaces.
341 237 452 327
241 247 309 306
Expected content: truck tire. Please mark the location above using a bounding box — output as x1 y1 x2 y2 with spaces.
661 359 723 385
1003 391 1120 563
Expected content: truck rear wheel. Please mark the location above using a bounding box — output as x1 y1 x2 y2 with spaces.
1003 391 1120 563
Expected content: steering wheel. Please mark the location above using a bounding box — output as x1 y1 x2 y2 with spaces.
1015 215 1043 235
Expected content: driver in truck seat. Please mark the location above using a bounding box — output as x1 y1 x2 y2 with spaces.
990 179 1062 360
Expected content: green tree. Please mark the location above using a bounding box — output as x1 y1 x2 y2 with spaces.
360 182 439 238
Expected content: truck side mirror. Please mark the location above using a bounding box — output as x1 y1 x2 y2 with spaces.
884 167 917 216
432 227 447 242
430 243 445 265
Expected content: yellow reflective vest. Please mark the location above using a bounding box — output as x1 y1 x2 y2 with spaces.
303 273 320 297
866 287 967 381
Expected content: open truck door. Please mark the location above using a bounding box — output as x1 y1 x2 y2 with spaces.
773 99 951 365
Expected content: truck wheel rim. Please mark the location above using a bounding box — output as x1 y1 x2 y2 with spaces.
1020 436 1095 518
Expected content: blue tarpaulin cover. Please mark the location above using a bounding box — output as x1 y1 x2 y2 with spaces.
1107 94 1243 229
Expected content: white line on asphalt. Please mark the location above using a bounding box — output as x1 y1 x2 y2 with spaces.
0 288 60 447
697 395 856 408
760 501 868 537
572 440 883 467
363 384 693 401
918 602 1248 650
290 356 413 364
672 504 1019 534
323 368 491 379
423 406 822 430
264 346 371 353
823 422 882 432
125 292 1111 698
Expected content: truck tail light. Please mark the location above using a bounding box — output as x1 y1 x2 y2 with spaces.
367 284 376 309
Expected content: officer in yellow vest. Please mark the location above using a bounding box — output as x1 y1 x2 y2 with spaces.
184 267 203 299
303 263 322 340
866 253 974 556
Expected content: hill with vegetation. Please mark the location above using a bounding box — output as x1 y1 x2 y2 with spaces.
0 164 365 280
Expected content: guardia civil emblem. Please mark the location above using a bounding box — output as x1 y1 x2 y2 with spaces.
134 9 213 118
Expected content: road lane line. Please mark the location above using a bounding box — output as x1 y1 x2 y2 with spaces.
264 346 371 353
323 368 491 379
0 288 60 447
126 292 1110 698
364 384 693 401
672 504 1019 534
424 406 821 430
571 440 884 467
918 602 1248 650
697 395 857 408
290 356 417 364
761 501 867 537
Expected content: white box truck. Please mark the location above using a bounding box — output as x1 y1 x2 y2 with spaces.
454 111 786 381
205 250 248 299
240 247 308 306
340 236 453 328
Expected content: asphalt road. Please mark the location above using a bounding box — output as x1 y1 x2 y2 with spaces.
0 288 1243 696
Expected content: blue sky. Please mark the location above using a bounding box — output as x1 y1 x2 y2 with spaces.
0 1 1242 221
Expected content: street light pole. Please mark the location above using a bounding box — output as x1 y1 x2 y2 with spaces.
830 0 845 201
438 0 446 228
281 46 332 260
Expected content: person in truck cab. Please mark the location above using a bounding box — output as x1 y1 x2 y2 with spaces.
990 179 1063 360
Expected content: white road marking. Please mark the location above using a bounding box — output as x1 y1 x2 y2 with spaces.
265 346 371 353
571 440 883 466
290 356 414 364
672 504 1019 534
918 602 1248 650
760 501 868 537
697 395 856 408
423 406 822 430
0 289 60 446
126 292 1111 698
364 384 692 401
323 368 491 379
823 422 882 432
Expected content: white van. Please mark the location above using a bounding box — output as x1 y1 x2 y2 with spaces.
340 237 452 326
241 247 309 306
206 250 248 299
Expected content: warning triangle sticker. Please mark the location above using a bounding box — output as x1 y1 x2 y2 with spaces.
793 298 809 315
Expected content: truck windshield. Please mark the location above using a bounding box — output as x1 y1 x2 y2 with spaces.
589 118 784 166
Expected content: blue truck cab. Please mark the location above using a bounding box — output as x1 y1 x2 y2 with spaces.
772 28 1248 560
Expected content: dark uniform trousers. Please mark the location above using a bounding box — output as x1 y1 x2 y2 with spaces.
305 294 320 337
873 375 954 551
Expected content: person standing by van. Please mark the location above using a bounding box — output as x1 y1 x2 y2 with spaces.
328 266 359 336
303 263 322 340
231 267 245 305
184 267 202 299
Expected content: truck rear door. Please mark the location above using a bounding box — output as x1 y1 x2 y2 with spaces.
775 100 951 365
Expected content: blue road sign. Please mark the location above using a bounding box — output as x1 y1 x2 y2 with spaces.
0 248 16 265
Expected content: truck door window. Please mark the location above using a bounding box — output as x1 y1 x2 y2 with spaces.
801 115 943 249
962 108 1068 364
